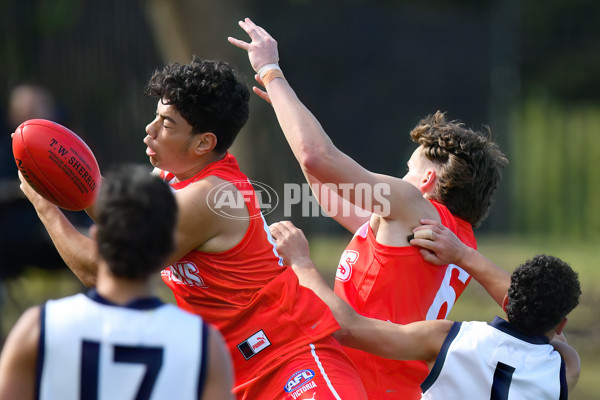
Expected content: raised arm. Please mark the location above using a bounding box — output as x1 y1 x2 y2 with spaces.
229 18 436 226
410 219 510 307
18 172 98 286
302 172 371 233
269 221 449 364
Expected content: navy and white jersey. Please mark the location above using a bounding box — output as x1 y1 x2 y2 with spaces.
37 290 208 400
421 317 567 400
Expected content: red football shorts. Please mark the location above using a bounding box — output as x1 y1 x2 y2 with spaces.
235 335 367 400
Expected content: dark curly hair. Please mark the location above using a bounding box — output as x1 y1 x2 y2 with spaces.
144 57 250 154
96 165 177 279
506 254 581 336
410 111 508 227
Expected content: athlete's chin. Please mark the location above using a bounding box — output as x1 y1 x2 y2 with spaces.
148 156 160 168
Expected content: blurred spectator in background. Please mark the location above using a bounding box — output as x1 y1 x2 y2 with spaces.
7 84 58 127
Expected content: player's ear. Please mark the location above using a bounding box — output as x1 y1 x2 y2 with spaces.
89 224 100 259
420 168 437 194
555 317 568 336
501 295 509 313
194 132 218 154
89 224 98 241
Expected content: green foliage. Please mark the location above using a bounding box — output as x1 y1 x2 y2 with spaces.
511 97 600 238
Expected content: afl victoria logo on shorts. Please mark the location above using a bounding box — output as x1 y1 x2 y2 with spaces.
284 369 316 393
336 250 359 282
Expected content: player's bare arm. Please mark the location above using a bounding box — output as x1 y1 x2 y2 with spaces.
165 176 250 264
270 220 450 365
550 334 580 393
0 306 40 400
229 18 439 237
201 327 235 400
17 171 98 286
300 170 372 233
410 218 511 307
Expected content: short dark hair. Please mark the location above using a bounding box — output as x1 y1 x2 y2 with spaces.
95 165 177 279
410 111 508 227
506 254 581 336
144 57 249 154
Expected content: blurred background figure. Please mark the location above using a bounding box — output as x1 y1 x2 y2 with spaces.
7 84 57 128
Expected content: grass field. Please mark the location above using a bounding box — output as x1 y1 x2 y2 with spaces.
1 234 598 398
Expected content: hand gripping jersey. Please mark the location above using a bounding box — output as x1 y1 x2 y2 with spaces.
421 317 568 400
160 154 342 393
37 290 208 400
334 200 476 399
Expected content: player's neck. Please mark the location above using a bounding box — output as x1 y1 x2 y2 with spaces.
172 151 227 182
95 262 156 305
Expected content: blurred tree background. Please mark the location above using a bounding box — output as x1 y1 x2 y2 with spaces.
1 0 599 397
2 0 599 236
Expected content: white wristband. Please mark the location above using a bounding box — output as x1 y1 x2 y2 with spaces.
257 63 281 80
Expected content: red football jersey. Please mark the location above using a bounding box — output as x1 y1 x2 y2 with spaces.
160 154 341 391
333 200 476 399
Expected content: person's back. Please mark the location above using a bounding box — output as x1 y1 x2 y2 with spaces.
39 291 209 400
422 318 566 399
335 201 475 397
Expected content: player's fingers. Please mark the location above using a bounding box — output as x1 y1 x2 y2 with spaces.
413 228 434 241
409 238 437 253
239 18 260 39
272 221 296 237
269 222 284 239
256 25 272 39
419 248 441 264
227 37 249 50
252 86 272 104
419 218 444 229
279 220 297 229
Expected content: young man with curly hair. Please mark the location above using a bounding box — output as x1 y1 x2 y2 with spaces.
17 59 368 399
270 219 581 399
230 18 509 399
2 167 234 399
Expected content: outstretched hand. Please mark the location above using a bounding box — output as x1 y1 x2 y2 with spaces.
228 18 279 74
410 219 468 266
228 18 277 104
